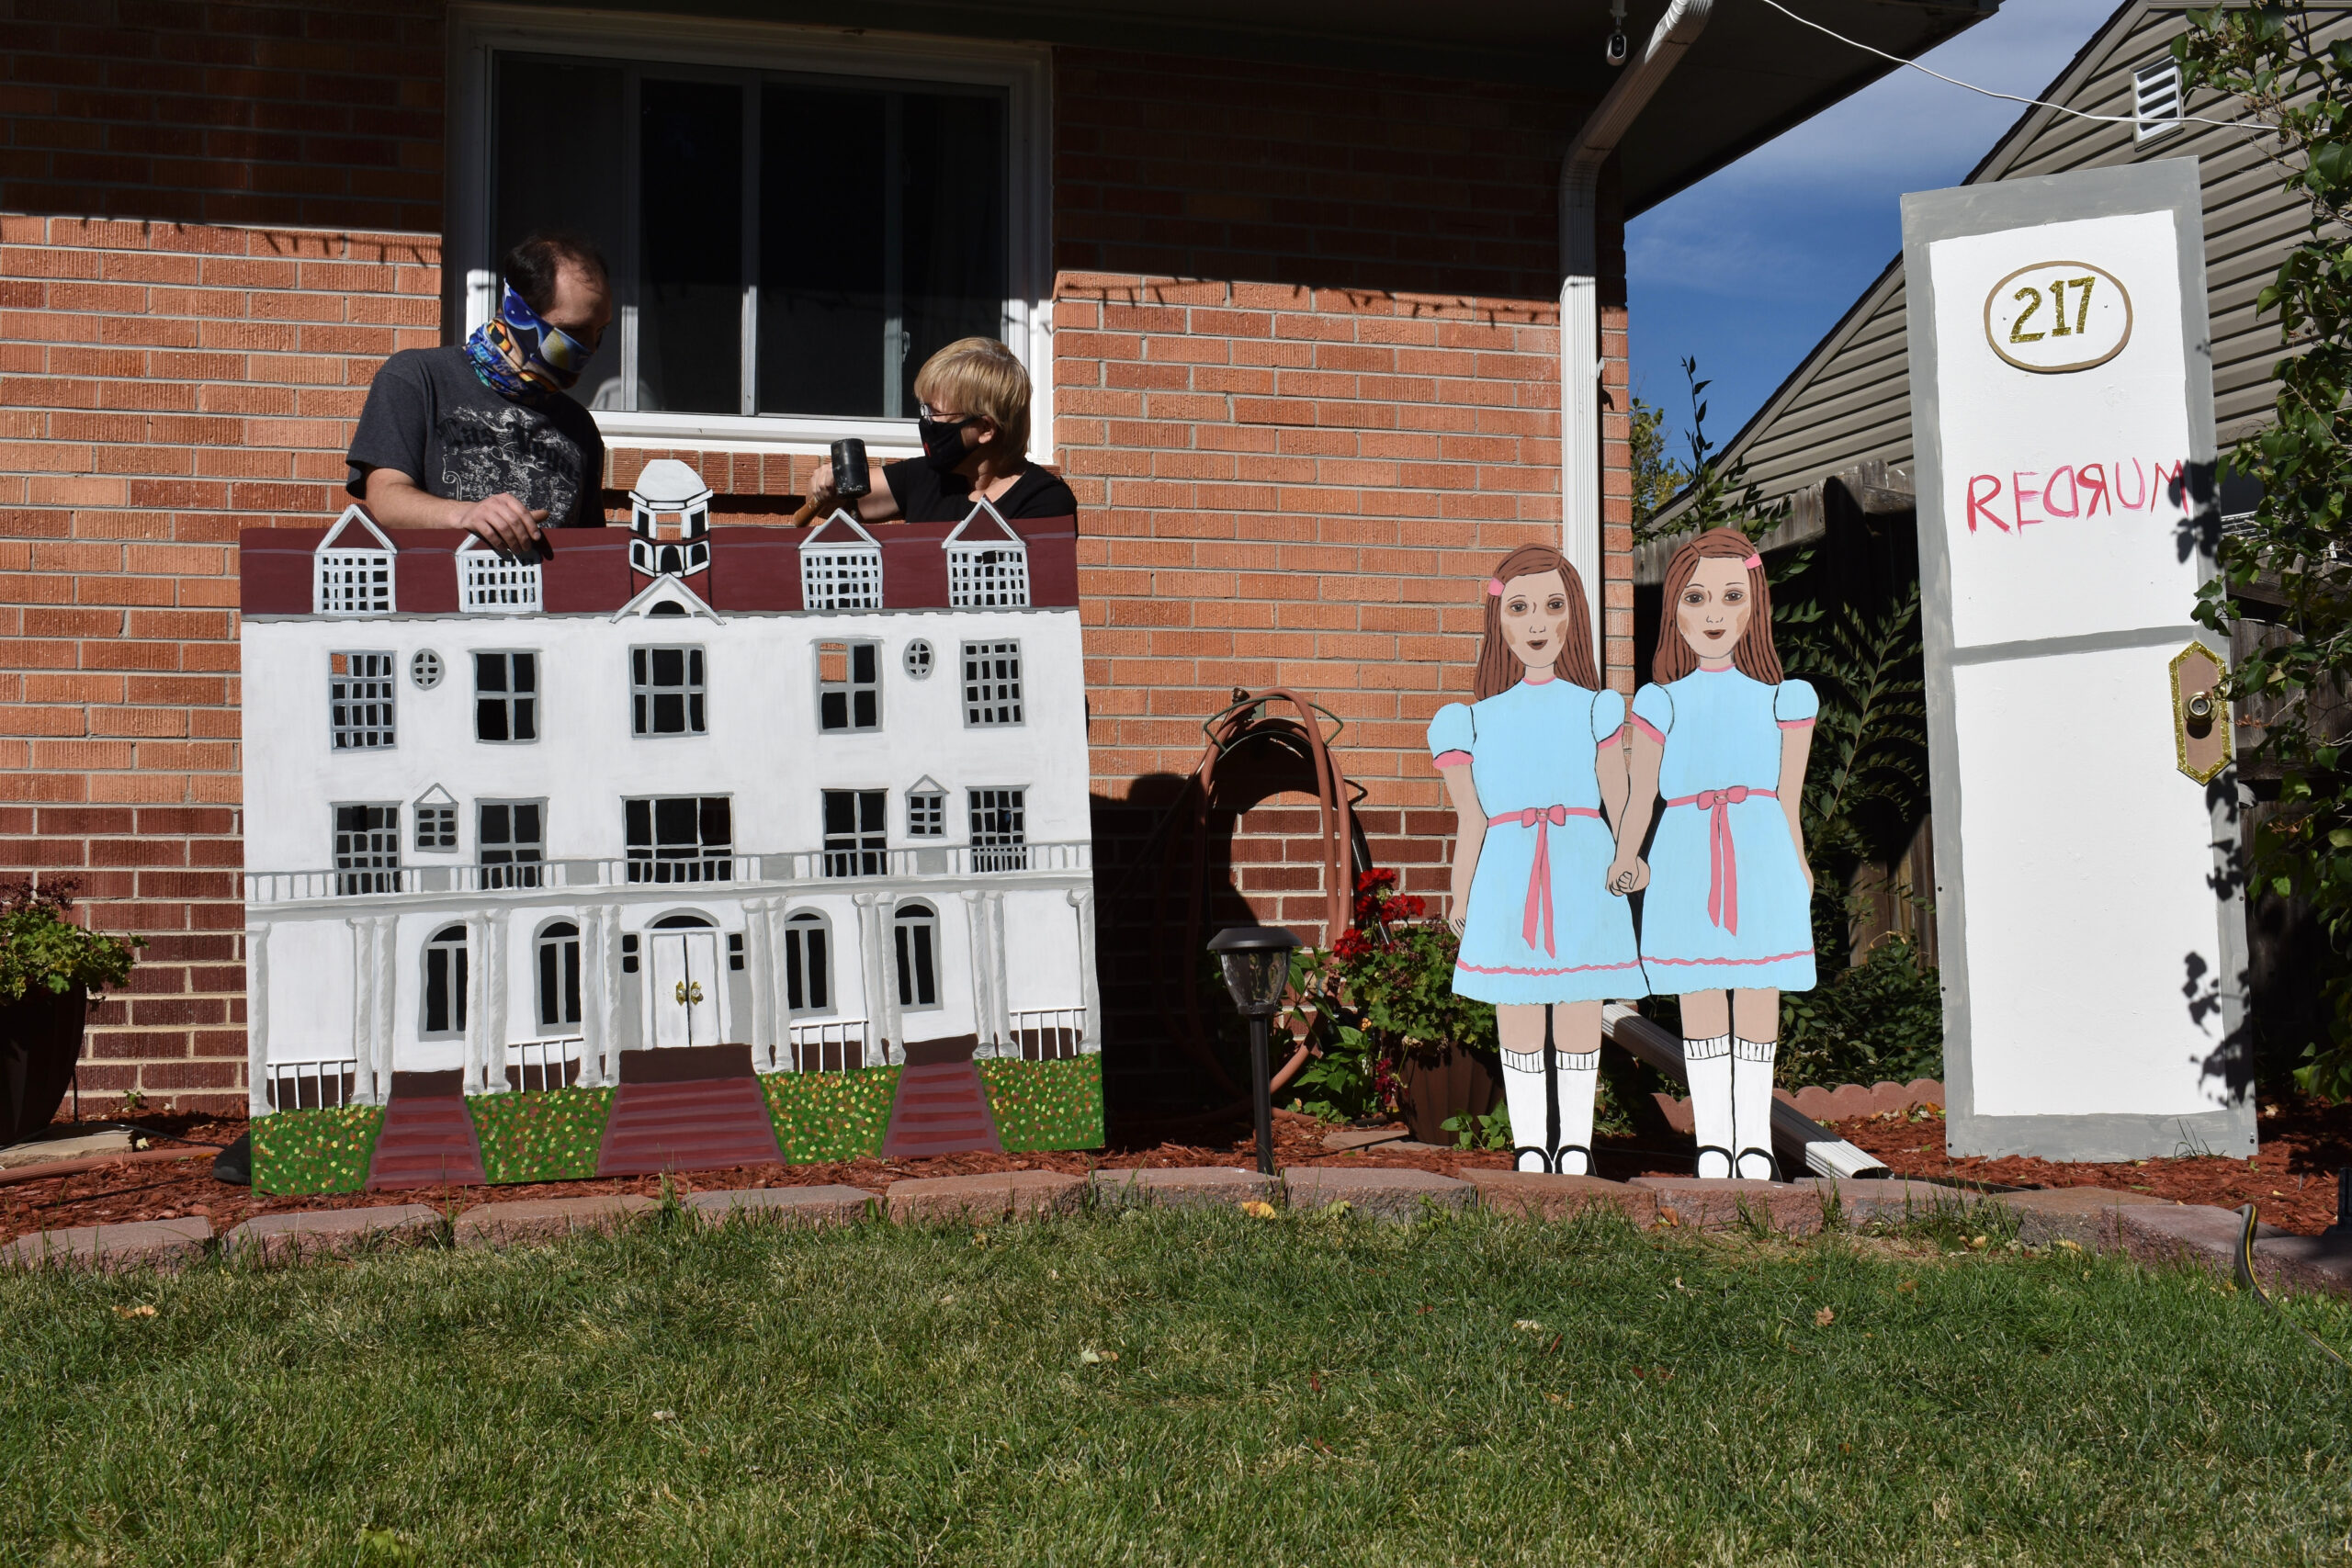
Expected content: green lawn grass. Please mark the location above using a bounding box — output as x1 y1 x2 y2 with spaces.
3 1206 2348 1565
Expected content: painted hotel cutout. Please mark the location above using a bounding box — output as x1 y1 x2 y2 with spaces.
1610 527 1817 1181
240 468 1102 1193
1428 545 1642 1178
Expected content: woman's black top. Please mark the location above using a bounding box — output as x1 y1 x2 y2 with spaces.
882 459 1078 523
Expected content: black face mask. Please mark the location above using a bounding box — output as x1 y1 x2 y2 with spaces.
919 415 974 474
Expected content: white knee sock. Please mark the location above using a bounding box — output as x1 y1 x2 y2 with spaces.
1499 1046 1552 1172
1555 1049 1600 1176
1732 1035 1780 1180
1683 1033 1733 1180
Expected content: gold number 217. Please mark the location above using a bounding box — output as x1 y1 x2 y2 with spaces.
2011 276 2096 344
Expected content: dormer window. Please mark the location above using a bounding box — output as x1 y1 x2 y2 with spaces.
799 511 883 611
314 504 397 616
944 501 1029 608
457 535 543 614
628 457 713 580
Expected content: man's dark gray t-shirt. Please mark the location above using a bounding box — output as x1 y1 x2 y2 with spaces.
345 346 605 527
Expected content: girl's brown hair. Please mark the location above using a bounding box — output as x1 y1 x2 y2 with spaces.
1473 544 1600 700
1652 526 1782 684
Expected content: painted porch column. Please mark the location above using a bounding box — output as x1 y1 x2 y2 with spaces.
371 916 398 1099
245 923 271 1118
959 889 995 1056
988 890 1012 1053
594 902 624 1086
577 904 608 1089
745 897 777 1073
481 910 510 1094
461 911 489 1096
344 919 374 1107
1067 887 1100 1054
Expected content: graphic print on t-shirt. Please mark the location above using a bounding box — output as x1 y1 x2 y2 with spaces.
435 403 585 525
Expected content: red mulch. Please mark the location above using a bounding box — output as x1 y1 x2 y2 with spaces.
11 1100 2344 1244
1827 1099 2352 1235
0 1108 1516 1247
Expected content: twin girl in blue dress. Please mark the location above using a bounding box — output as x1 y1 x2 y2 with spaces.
1428 530 1817 1179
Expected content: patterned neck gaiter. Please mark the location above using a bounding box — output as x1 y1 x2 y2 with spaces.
463 284 590 402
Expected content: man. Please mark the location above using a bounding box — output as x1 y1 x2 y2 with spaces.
345 231 612 552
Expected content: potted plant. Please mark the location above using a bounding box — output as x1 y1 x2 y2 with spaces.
1286 871 1502 1145
0 880 141 1145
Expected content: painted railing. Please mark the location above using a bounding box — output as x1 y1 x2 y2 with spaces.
266 1056 358 1111
509 1036 582 1093
783 1017 870 1073
245 841 1090 907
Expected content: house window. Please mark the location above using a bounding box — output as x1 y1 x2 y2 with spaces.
485 51 1011 422
961 640 1023 727
625 795 732 883
621 932 639 974
422 923 469 1038
632 646 707 737
330 652 397 750
479 801 546 890
410 649 443 689
333 805 400 896
414 796 458 853
944 510 1029 608
537 920 582 1029
475 651 538 743
317 548 394 615
907 785 946 838
968 788 1027 872
817 641 880 732
822 789 888 878
903 639 933 679
458 546 544 613
2134 57 2182 142
894 901 940 1010
783 910 831 1013
728 931 745 971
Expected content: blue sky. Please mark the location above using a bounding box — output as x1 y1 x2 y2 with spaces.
1627 0 2124 458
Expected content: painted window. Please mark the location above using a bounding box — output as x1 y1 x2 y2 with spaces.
783 911 831 1013
800 536 884 611
479 801 546 890
620 932 640 974
816 641 881 732
474 651 538 743
961 640 1023 727
631 646 707 737
459 545 544 613
2133 58 2182 142
333 804 400 896
968 787 1027 872
410 649 444 689
414 801 458 853
944 510 1029 608
624 795 733 884
481 52 1012 423
903 639 934 679
907 786 946 838
537 919 582 1029
822 789 887 878
330 652 397 750
893 901 940 1010
728 931 746 971
422 923 469 1038
317 548 394 615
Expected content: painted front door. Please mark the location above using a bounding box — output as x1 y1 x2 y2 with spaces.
1904 159 2252 1160
649 931 722 1048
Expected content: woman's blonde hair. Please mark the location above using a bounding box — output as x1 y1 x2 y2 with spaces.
913 337 1031 451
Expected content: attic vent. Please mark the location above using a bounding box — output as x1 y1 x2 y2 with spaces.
2133 57 2182 142
458 545 543 615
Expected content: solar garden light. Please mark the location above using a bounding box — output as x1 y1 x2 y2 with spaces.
1206 924 1299 1177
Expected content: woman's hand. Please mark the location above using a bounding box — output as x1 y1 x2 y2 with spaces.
803 458 840 515
1606 853 1648 896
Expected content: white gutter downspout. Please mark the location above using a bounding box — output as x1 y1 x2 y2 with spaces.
1560 0 1713 659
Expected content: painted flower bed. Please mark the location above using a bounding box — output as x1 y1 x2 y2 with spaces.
763 1066 898 1163
251 1104 384 1195
469 1087 612 1184
979 1055 1103 1152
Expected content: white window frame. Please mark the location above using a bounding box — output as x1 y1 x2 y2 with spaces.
782 909 834 1017
457 535 544 613
446 6 1054 460
944 501 1030 608
315 505 397 616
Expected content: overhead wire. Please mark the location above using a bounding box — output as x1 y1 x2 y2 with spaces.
1753 0 2255 133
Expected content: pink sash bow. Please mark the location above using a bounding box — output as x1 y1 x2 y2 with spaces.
1488 805 1601 955
1663 786 1777 936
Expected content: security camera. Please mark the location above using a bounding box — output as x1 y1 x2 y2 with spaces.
1606 28 1629 64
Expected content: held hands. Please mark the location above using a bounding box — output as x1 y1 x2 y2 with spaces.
458 493 548 554
1605 852 1649 897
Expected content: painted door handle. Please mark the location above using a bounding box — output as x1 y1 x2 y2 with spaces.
674 980 689 1006
687 981 704 1005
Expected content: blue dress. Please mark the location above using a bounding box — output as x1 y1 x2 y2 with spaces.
1427 677 1646 1006
1631 669 1818 993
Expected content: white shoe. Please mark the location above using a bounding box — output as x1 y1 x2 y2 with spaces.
1500 1045 1554 1172
1732 1037 1780 1180
1684 1034 1733 1179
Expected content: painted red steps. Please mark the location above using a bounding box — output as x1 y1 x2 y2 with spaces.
880 1061 1003 1158
596 1077 781 1177
367 1096 486 1190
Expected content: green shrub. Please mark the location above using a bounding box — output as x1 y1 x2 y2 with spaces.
978 1055 1103 1151
252 1104 384 1195
469 1087 611 1184
1778 935 1944 1089
762 1067 898 1163
0 880 140 1005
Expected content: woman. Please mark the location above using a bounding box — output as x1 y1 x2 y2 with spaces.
1427 545 1645 1175
802 337 1077 522
1606 527 1817 1181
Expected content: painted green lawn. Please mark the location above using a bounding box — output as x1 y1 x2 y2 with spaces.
3 1206 2348 1566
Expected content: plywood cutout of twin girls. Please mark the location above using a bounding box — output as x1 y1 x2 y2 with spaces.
1607 527 1818 1180
1426 544 1645 1177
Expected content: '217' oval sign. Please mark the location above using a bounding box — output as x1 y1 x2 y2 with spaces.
1982 260 2133 374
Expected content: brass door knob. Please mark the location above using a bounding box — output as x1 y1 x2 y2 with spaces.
2187 690 2214 721
687 981 705 1005
674 980 689 1005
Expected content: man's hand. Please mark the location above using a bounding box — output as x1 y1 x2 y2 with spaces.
458 493 549 554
